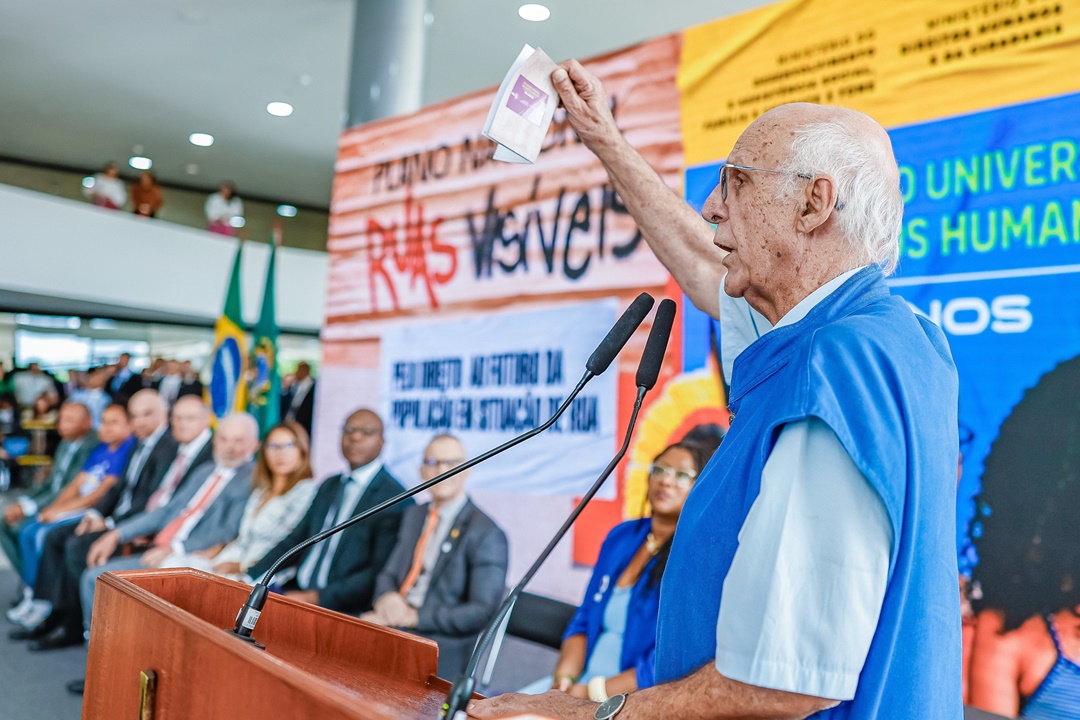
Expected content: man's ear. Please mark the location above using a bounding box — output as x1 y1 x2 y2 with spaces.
796 175 839 235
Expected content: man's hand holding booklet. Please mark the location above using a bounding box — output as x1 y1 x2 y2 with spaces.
483 44 559 164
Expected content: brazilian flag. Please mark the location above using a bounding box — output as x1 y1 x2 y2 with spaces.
208 242 248 419
250 240 280 435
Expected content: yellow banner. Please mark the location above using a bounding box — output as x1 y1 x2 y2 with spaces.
680 0 1080 164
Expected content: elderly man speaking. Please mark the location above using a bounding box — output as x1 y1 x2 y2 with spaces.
472 61 960 720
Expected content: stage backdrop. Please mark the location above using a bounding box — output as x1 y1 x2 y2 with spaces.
317 35 692 600
319 0 1080 636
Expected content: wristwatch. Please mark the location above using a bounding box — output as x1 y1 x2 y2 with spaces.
593 693 627 720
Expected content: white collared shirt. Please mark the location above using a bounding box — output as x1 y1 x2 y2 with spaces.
713 268 893 701
297 460 382 590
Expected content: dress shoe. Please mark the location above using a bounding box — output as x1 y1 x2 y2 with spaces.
28 627 83 651
9 619 56 641
66 679 85 695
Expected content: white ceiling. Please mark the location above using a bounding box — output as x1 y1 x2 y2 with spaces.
0 1 767 209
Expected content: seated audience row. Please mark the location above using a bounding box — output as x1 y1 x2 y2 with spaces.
1 396 513 686
3 391 712 696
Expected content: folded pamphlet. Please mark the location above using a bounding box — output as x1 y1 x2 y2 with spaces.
483 44 559 164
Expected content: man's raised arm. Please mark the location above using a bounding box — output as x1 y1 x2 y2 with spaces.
552 60 726 318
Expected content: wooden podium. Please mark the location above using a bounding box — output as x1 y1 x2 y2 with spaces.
83 568 472 719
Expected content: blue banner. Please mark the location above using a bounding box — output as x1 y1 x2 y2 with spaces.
683 92 1080 573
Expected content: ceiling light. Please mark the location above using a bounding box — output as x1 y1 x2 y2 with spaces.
129 156 152 170
277 204 297 218
266 101 294 117
189 132 214 147
229 216 246 228
82 176 95 188
185 163 200 175
424 12 434 26
518 3 550 21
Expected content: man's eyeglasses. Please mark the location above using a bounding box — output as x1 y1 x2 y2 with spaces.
719 162 844 210
648 464 697 488
423 457 465 470
342 425 380 438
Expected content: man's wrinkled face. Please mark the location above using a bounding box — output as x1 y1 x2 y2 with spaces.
701 119 803 304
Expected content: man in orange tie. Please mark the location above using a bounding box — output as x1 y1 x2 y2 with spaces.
362 434 509 677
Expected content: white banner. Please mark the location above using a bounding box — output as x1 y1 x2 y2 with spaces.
379 300 619 497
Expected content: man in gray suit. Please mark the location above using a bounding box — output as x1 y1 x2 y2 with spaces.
1 403 95 588
79 412 260 627
363 434 509 677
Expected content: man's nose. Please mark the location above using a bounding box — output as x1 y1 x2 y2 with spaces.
701 187 726 224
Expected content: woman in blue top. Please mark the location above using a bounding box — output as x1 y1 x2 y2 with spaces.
523 440 716 700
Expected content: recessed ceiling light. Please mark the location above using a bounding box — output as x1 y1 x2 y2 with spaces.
229 216 246 228
518 3 550 21
277 204 297 218
266 101 294 117
82 176 95 188
129 156 152 170
189 132 214 147
185 163 200 175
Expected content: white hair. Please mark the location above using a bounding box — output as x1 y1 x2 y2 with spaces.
219 411 260 440
782 120 903 275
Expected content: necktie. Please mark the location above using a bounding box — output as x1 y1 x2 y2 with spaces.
146 451 189 511
154 470 227 548
299 479 349 590
399 508 440 596
113 439 148 517
50 442 80 493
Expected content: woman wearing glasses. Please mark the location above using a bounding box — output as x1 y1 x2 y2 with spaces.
523 440 718 701
161 420 316 581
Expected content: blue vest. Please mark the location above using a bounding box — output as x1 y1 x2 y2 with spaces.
655 268 962 718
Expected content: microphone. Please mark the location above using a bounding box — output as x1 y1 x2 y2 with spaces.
227 293 656 644
587 293 655 375
636 299 675 390
441 298 677 719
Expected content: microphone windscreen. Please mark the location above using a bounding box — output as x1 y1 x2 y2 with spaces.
586 293 654 375
635 299 676 390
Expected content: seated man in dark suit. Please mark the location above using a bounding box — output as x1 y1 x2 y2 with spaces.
363 434 509 677
248 408 408 614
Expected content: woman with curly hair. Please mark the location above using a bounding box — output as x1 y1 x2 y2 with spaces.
968 354 1080 718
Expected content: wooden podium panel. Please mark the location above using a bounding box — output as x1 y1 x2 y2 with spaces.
83 568 458 720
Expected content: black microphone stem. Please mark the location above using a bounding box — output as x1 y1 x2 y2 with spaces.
230 371 592 641
441 384 649 719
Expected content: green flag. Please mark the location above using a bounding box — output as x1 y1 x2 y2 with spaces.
250 241 280 435
207 242 247 419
